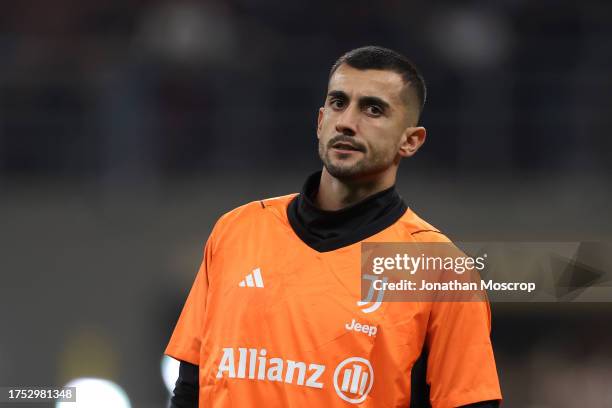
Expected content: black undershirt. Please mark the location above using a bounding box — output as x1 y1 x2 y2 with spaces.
286 170 407 252
170 361 198 408
170 172 499 408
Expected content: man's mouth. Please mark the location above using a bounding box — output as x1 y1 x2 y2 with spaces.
331 141 363 152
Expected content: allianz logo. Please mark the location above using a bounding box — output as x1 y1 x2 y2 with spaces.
216 347 325 388
216 347 374 403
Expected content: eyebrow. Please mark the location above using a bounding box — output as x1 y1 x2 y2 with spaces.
327 90 391 113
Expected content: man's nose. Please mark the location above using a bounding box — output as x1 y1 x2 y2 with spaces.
335 106 359 136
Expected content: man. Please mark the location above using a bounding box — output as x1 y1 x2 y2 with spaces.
165 46 502 407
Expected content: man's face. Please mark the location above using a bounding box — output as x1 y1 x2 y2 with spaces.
317 64 422 181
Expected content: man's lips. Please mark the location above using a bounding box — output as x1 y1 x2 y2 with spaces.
331 142 364 152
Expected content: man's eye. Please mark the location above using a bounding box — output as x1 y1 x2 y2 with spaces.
366 105 383 116
330 99 345 109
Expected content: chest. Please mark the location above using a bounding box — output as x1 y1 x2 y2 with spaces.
203 228 427 353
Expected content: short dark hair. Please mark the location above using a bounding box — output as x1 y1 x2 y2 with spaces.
329 46 426 118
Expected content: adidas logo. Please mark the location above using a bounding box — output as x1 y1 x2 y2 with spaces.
238 268 264 288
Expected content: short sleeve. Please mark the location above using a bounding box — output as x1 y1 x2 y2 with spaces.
165 238 213 365
425 300 502 408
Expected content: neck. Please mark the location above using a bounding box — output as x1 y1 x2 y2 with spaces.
315 168 396 211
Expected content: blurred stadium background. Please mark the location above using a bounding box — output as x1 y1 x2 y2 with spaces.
1 0 611 407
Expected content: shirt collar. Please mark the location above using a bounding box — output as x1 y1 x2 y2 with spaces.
287 170 407 252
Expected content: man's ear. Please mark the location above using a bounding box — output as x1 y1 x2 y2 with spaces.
398 126 426 157
317 107 324 139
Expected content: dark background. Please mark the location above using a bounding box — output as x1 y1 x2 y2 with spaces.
1 0 611 406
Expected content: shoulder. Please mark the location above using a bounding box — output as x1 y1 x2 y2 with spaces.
209 193 297 245
216 193 297 226
394 207 452 243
